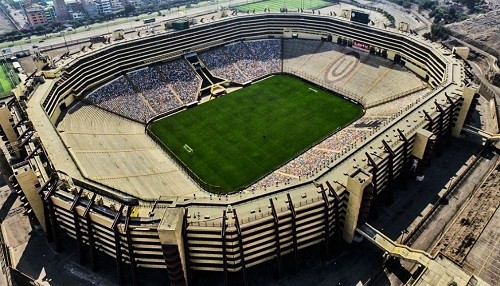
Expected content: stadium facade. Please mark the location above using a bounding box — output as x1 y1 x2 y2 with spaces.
0 13 477 286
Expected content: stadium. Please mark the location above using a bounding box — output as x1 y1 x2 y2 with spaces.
0 11 478 286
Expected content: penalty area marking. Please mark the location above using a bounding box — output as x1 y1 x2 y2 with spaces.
308 88 318 93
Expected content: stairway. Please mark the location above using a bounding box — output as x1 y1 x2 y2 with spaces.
184 54 225 91
356 224 432 267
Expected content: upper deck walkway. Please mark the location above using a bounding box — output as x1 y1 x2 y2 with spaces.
356 224 491 286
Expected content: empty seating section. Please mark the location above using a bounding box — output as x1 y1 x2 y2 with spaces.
282 39 323 72
339 54 388 94
127 67 183 114
282 39 427 107
57 103 199 198
85 76 154 123
364 89 430 117
365 64 426 103
58 103 145 134
157 59 200 104
84 39 424 124
43 14 449 121
199 39 282 84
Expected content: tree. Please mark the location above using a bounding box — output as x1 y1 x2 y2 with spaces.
418 0 438 11
124 3 136 15
424 24 449 41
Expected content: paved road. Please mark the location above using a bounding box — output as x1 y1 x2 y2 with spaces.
370 142 498 285
1 0 254 54
3 0 430 55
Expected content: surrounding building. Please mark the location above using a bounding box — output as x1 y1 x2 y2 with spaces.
110 0 124 13
65 0 86 17
97 0 113 14
53 0 71 20
25 5 56 27
71 11 85 19
81 0 100 17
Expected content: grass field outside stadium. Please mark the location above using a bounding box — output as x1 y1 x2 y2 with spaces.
234 0 333 13
0 63 18 98
149 75 363 193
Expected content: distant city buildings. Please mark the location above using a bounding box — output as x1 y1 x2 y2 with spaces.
53 0 71 20
98 0 113 14
25 5 56 27
71 11 85 19
81 0 100 17
22 0 141 28
111 0 124 12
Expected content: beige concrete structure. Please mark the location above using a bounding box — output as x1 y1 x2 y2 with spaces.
158 208 188 284
411 129 434 160
357 224 491 286
57 103 199 199
0 104 19 152
343 169 372 242
452 85 480 137
0 13 475 286
452 46 470 61
12 162 45 230
113 29 124 40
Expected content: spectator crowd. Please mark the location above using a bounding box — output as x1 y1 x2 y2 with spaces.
128 67 183 115
84 38 430 196
86 40 283 122
86 59 201 122
86 76 155 122
200 39 282 84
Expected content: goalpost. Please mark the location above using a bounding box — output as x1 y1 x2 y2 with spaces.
183 144 193 154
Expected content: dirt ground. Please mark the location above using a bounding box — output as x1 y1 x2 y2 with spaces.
446 9 500 56
0 11 16 35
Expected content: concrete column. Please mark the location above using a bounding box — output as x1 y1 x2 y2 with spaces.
451 85 480 137
342 169 373 243
269 198 283 278
158 208 188 286
411 129 437 181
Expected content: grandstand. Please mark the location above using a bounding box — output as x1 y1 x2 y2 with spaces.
85 75 155 123
86 58 201 122
127 67 183 115
157 59 201 104
0 12 475 286
57 103 199 198
199 39 281 84
283 39 428 107
59 37 432 195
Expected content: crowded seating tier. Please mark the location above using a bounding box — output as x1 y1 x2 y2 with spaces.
199 39 282 84
85 58 201 122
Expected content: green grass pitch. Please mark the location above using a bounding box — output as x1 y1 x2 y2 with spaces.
149 75 363 193
0 63 15 98
234 0 333 13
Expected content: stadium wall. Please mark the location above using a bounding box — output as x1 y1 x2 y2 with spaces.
1 13 471 286
42 13 449 123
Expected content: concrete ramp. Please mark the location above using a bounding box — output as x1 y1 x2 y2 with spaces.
356 224 432 267
462 125 500 141
357 224 492 286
